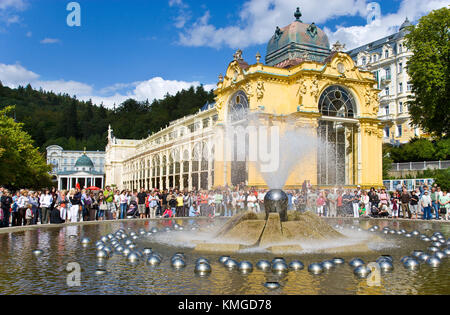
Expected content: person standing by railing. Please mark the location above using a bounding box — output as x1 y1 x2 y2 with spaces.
430 187 440 220
421 191 432 220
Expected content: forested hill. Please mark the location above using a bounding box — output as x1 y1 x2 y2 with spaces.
0 82 215 152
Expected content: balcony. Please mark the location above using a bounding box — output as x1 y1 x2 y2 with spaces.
380 75 392 85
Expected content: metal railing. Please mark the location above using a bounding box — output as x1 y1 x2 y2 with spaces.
391 160 450 171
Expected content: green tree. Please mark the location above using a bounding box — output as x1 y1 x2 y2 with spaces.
405 7 450 138
0 106 52 189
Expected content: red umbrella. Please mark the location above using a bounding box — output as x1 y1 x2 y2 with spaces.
87 186 101 191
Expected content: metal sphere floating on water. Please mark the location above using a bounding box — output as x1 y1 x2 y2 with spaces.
272 257 286 265
412 250 424 258
122 248 132 257
353 265 371 278
396 230 403 235
383 230 390 235
81 237 91 245
403 258 420 270
127 252 140 263
173 252 185 260
389 230 396 235
379 260 394 272
333 258 345 265
147 255 162 266
171 258 186 269
115 245 124 253
400 256 411 264
443 248 450 256
289 260 304 271
151 227 159 233
264 282 280 290
96 244 105 251
369 228 376 233
256 260 271 271
431 242 442 248
132 235 139 240
422 237 431 242
434 251 446 260
143 248 153 256
349 258 365 268
308 263 324 275
405 233 413 238
426 256 441 268
419 253 431 262
238 261 253 273
428 246 439 253
400 229 406 234
95 269 107 276
95 241 104 247
373 225 380 231
128 244 137 250
195 262 211 274
124 239 133 246
196 258 210 265
224 259 238 270
321 260 335 270
272 261 289 273
219 256 230 264
411 230 420 236
380 255 393 262
430 236 439 242
96 250 109 259
32 249 43 257
100 236 108 243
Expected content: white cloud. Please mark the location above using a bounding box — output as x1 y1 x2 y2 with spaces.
176 0 449 50
0 63 215 108
326 0 450 50
0 0 27 27
178 0 368 49
0 63 39 86
40 38 60 44
169 0 192 29
0 0 27 10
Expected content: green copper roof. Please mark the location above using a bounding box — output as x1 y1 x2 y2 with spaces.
75 154 94 168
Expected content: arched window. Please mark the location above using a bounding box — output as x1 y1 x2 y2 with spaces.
319 86 356 118
228 91 249 122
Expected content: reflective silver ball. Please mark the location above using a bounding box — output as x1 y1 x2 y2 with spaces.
32 249 44 257
115 245 124 253
419 253 431 262
151 227 159 233
430 236 439 242
125 239 133 246
380 255 393 262
96 250 109 259
373 225 380 231
128 244 137 250
132 235 139 240
96 244 105 251
81 237 91 245
333 258 345 265
164 227 171 232
428 246 439 253
321 260 335 270
405 233 413 238
353 265 371 278
431 242 442 248
100 236 108 243
400 256 411 264
146 232 153 237
95 269 107 276
171 258 186 269
264 282 280 290
369 228 376 233
95 241 104 247
122 248 132 257
272 257 286 265
379 260 394 272
412 250 424 258
238 261 253 273
219 256 230 264
400 229 406 234
272 261 289 273
127 252 140 263
383 230 390 235
224 259 238 270
396 230 403 235
403 258 420 270
411 230 420 236
173 252 185 260
289 260 304 271
389 230 396 235
308 263 324 275
426 256 441 268
349 258 365 268
443 248 450 256
434 251 446 260
423 237 431 242
196 258 210 265
256 260 271 271
195 262 211 274
147 255 162 266
143 248 153 256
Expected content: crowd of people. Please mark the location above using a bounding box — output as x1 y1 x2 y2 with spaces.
0 183 448 228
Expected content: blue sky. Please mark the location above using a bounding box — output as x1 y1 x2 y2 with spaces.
0 0 448 107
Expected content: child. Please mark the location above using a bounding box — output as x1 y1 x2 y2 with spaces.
359 202 366 217
316 192 326 217
189 202 200 217
163 207 173 219
25 204 33 225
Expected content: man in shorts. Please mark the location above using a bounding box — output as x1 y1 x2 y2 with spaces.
137 188 147 219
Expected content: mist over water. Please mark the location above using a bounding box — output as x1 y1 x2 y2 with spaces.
259 127 318 189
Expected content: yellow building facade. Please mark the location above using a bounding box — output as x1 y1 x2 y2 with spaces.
105 9 384 190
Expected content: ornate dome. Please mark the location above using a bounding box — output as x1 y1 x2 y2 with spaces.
75 154 94 168
266 8 331 67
